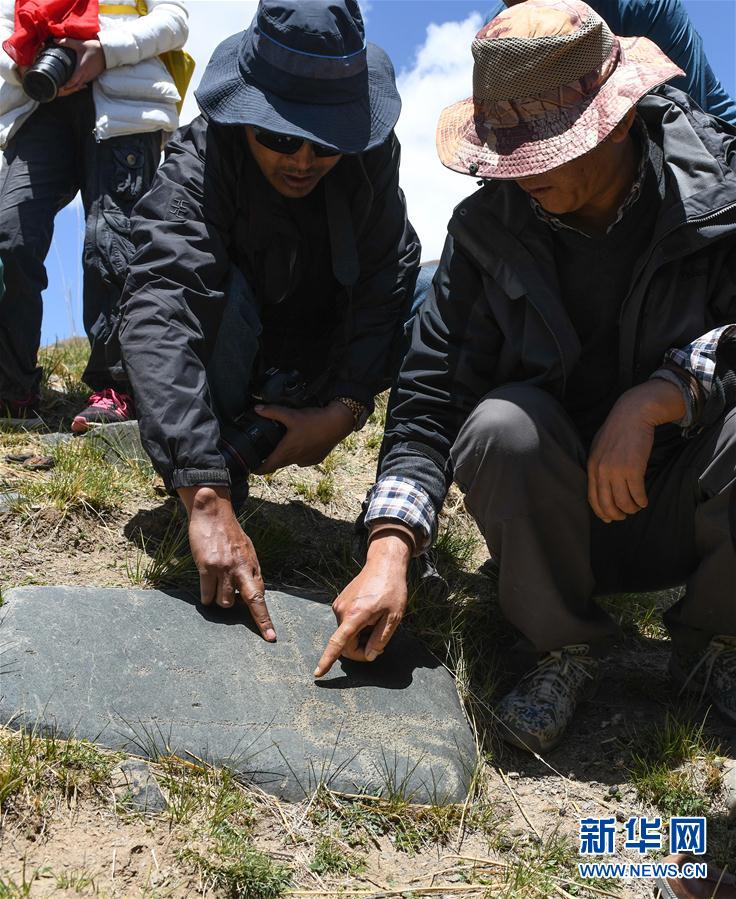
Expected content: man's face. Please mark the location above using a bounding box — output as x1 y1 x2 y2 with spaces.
245 127 343 198
514 145 606 216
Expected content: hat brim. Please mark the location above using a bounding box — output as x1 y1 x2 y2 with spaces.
436 36 684 179
195 32 401 154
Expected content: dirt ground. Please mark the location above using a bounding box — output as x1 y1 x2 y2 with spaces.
1 345 735 897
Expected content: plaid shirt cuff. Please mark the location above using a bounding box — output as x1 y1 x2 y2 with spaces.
664 325 736 397
364 476 436 551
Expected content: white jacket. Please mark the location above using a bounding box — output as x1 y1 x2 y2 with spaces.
0 0 189 146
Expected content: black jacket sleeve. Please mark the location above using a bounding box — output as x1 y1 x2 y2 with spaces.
327 134 421 406
378 232 502 516
118 117 236 490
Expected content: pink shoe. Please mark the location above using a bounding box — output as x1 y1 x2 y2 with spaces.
71 389 134 434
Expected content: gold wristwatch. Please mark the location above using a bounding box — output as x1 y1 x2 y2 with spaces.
334 396 369 432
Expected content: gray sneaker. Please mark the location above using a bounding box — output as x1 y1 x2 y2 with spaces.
496 645 598 754
671 635 736 725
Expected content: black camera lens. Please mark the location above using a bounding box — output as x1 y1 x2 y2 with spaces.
23 45 77 103
220 414 286 475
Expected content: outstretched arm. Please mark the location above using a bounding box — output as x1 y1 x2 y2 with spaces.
315 530 412 678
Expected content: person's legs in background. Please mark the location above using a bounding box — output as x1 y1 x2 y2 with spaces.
0 97 80 424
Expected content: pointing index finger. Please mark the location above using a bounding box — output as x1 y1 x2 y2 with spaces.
234 569 277 642
314 621 359 679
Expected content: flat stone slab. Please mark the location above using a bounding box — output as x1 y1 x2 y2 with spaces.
0 587 476 803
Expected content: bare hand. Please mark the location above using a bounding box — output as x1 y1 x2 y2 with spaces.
254 401 354 475
178 485 276 642
314 532 411 678
56 38 106 95
588 379 685 523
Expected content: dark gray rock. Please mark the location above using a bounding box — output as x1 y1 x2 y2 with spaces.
39 432 74 450
0 416 43 432
0 491 19 514
111 758 167 815
84 421 146 465
0 587 476 803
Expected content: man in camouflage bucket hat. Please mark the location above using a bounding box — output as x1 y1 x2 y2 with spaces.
316 0 736 759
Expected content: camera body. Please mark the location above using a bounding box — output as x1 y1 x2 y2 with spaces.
23 43 77 103
219 369 314 475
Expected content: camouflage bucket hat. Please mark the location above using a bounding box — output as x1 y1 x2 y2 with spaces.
436 0 684 179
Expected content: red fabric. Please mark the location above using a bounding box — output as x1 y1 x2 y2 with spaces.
3 0 100 66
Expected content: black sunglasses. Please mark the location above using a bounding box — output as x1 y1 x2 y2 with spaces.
252 127 341 158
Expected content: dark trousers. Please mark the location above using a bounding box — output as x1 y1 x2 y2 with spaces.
206 264 434 427
450 384 736 654
0 90 161 400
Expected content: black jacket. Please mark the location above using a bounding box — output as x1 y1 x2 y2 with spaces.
379 88 736 526
119 116 420 490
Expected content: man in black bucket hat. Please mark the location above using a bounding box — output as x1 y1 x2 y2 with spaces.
119 0 421 640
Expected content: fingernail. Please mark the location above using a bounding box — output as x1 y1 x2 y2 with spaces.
313 667 322 678
254 404 264 412
266 628 276 641
365 649 378 662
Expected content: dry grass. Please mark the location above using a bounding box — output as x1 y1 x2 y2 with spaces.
1 339 734 897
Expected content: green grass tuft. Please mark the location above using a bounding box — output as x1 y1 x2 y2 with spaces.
10 436 152 520
180 843 291 899
627 712 721 816
310 835 365 876
0 727 122 817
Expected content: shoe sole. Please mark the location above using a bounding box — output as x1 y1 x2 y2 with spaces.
652 879 677 899
71 414 128 434
500 727 557 755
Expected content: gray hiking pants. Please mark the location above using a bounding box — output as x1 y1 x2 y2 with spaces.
451 384 736 654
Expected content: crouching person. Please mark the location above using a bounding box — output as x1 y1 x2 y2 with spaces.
316 0 736 753
119 0 420 640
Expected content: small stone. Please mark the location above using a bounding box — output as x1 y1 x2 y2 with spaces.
39 433 74 450
0 491 19 514
722 761 736 821
84 421 147 466
111 759 167 815
508 771 520 779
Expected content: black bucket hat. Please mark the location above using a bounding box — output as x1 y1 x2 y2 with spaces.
195 0 402 154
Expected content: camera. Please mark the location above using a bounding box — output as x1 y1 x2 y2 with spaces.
219 369 314 474
23 43 77 103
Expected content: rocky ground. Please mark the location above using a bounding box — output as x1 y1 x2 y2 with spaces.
1 340 735 898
